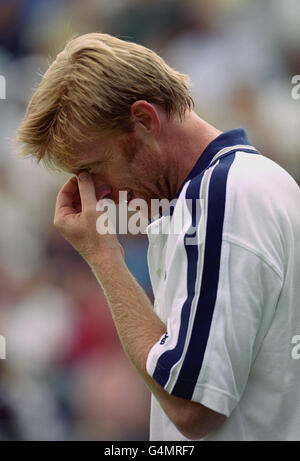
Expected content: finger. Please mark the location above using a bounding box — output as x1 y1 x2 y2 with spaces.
77 172 97 212
72 187 82 212
55 176 78 214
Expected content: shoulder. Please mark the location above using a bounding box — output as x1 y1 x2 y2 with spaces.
182 150 298 208
226 151 298 197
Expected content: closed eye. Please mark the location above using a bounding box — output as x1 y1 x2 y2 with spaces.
70 159 107 176
77 167 93 175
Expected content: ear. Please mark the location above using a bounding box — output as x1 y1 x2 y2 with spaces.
130 100 160 138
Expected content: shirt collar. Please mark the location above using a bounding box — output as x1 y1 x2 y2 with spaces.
173 127 253 200
147 127 254 226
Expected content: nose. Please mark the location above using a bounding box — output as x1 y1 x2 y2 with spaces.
95 185 113 201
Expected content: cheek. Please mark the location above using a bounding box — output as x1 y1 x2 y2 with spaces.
117 132 139 163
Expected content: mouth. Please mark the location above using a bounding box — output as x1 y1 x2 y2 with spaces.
126 190 151 219
127 189 135 206
127 189 142 211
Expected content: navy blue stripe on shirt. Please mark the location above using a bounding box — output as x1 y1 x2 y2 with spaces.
171 153 236 399
166 148 260 218
152 169 206 388
151 152 237 397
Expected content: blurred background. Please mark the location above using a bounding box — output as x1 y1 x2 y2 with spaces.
0 0 299 441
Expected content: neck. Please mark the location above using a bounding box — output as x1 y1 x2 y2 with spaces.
163 111 222 199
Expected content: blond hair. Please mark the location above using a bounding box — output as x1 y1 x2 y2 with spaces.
16 32 194 171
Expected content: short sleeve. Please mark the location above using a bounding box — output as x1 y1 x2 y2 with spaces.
147 238 282 416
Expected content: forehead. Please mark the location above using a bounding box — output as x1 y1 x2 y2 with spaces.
66 136 115 173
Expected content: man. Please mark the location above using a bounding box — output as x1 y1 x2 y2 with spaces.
16 33 300 440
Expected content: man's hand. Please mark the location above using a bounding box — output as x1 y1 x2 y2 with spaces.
54 173 124 265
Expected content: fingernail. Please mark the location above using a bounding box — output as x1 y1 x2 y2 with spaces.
78 172 90 182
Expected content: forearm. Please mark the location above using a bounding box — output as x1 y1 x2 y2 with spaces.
91 252 165 377
89 252 200 436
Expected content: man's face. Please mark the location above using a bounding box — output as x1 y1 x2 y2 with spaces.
69 130 168 218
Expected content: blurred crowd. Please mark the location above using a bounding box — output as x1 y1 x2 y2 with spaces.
0 0 299 440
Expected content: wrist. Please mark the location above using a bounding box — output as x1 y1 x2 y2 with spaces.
88 247 126 275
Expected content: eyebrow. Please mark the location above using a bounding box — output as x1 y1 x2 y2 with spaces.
67 149 112 175
70 161 99 176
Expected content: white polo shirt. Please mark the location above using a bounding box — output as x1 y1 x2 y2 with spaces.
145 128 300 441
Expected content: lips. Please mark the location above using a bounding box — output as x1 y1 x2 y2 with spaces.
127 190 143 210
127 189 134 205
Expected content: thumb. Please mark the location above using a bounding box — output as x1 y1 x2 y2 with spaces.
77 172 97 212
